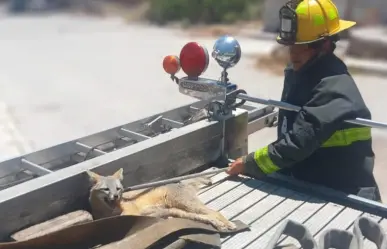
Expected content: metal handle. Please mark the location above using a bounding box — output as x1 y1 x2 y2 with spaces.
237 93 387 129
124 159 236 191
124 167 228 191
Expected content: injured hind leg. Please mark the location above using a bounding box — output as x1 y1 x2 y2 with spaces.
140 206 235 232
167 194 236 230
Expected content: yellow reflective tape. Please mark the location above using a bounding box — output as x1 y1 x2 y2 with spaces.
254 146 280 174
296 2 308 15
313 14 325 26
327 9 337 20
322 127 371 147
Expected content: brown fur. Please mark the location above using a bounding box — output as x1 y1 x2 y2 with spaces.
87 169 237 231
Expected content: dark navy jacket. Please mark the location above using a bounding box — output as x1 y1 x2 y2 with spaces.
244 53 380 201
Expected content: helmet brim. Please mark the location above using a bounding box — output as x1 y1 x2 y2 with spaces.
276 19 356 45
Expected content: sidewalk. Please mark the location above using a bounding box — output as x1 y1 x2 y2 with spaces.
0 102 32 162
229 29 387 77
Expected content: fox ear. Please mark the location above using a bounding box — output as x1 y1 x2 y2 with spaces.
86 170 100 183
112 168 124 181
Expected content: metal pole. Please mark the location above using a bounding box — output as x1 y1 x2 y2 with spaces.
124 167 228 191
237 93 387 129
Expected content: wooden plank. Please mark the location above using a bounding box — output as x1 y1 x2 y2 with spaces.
222 191 309 249
0 109 248 240
11 210 92 241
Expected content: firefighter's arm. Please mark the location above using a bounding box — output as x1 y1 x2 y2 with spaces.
243 75 360 177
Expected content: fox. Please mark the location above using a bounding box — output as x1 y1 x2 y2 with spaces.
87 168 237 232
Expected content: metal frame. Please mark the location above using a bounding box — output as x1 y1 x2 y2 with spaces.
0 107 252 239
237 93 387 129
267 173 387 218
0 103 386 241
0 99 275 191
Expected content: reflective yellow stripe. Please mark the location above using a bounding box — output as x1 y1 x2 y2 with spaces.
254 146 280 174
252 128 370 174
322 127 371 147
296 2 308 15
327 8 337 20
313 14 325 26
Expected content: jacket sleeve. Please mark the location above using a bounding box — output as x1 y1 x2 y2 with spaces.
243 74 363 178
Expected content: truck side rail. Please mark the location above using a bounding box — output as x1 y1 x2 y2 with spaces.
0 101 277 190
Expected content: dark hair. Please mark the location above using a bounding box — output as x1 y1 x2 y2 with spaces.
308 34 340 52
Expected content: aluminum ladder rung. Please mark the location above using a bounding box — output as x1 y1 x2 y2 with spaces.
146 115 163 128
162 118 184 128
75 142 107 156
21 159 52 176
120 128 150 141
189 106 200 111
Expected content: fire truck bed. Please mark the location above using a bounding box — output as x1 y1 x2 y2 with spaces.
198 169 387 249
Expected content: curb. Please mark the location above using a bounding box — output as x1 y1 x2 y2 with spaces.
345 58 387 77
237 29 387 77
0 102 33 161
238 43 387 77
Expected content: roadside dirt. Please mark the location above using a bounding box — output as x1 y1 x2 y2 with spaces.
183 21 262 38
255 45 288 76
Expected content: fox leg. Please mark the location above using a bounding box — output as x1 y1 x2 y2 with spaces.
140 206 233 232
167 194 236 230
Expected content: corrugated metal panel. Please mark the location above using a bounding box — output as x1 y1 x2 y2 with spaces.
199 170 387 249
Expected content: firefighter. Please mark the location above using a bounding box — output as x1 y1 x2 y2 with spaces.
227 0 382 201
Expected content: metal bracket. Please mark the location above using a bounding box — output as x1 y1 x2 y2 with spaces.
225 89 247 110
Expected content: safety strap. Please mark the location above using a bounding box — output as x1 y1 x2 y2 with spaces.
264 219 318 249
352 216 387 249
318 229 359 249
266 217 387 249
322 127 371 148
0 215 248 249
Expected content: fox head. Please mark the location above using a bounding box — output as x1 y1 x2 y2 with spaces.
87 168 124 205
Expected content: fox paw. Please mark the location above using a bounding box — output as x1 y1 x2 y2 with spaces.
212 220 237 232
225 221 237 230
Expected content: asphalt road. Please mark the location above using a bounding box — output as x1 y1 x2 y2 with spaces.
0 14 386 200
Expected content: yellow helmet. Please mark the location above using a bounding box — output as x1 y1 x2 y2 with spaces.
276 0 356 45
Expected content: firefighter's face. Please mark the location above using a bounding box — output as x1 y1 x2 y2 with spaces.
288 44 317 71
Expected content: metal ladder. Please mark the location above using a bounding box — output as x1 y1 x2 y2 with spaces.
0 100 277 191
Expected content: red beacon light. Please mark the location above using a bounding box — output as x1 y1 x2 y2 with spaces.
163 55 181 75
179 42 209 79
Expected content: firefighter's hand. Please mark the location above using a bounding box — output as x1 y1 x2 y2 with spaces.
226 157 245 176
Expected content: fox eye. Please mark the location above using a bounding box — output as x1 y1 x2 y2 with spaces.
116 187 121 191
102 188 109 191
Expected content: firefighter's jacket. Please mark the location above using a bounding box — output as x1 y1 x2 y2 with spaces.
244 52 380 200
